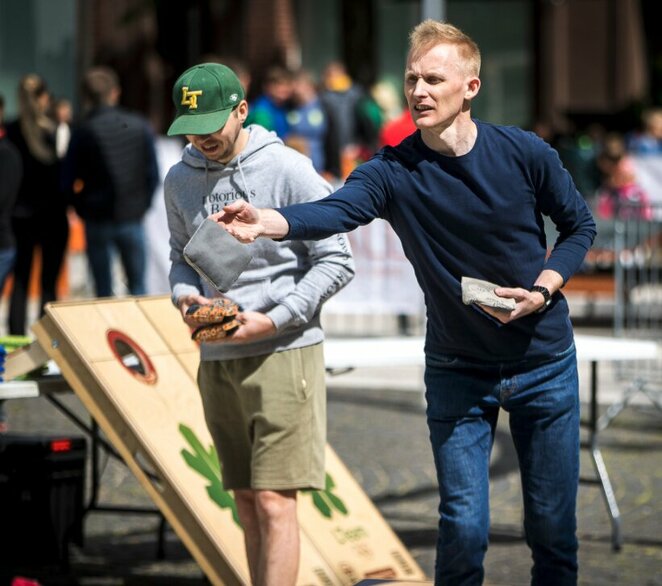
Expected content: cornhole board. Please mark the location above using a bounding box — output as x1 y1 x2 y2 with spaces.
30 295 427 586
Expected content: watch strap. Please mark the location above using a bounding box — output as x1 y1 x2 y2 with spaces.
531 285 552 313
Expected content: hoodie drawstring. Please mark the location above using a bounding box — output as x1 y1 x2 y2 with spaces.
237 153 250 202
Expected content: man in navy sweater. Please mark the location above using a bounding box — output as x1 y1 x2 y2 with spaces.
214 20 596 586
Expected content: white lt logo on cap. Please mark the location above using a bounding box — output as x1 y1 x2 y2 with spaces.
181 86 203 110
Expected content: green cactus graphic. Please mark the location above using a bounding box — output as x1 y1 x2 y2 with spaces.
309 473 349 519
179 423 241 526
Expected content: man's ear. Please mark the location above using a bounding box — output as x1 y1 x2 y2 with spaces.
109 86 121 106
461 77 480 112
465 76 481 100
237 100 249 123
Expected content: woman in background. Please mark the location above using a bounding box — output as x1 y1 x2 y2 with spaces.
5 74 69 334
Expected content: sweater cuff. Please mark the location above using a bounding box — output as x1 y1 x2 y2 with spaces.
171 284 202 307
541 260 569 287
274 207 295 239
266 304 299 332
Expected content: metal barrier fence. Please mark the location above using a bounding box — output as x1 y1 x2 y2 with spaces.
601 202 662 429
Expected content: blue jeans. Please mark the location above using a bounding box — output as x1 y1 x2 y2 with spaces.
0 247 16 292
425 344 579 586
84 220 146 297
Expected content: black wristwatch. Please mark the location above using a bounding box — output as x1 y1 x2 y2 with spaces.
530 285 552 313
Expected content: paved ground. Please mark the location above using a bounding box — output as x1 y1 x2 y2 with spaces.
1 328 661 585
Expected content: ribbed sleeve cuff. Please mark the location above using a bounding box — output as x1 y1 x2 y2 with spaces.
171 284 202 307
266 304 298 331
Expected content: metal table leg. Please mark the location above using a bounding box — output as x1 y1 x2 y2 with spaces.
587 361 623 551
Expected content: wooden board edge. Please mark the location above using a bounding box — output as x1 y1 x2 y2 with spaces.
3 341 50 380
31 315 243 586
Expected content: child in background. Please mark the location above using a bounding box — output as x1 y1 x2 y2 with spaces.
596 132 652 220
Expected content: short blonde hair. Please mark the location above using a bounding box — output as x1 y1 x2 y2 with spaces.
408 20 481 76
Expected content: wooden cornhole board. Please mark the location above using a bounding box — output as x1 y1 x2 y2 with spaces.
31 295 427 586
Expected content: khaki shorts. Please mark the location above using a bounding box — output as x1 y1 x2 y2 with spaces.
197 343 326 491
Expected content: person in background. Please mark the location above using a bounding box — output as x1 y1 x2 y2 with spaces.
0 94 22 294
531 119 560 146
286 69 329 174
63 66 159 298
0 94 23 434
379 107 416 147
53 98 73 159
245 65 293 139
371 79 405 125
319 61 366 177
201 55 252 96
164 62 353 586
216 20 596 586
5 74 69 335
626 107 662 155
555 123 604 199
596 132 652 220
356 82 385 157
319 61 363 149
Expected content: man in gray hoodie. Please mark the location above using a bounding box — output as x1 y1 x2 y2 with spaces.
164 63 354 585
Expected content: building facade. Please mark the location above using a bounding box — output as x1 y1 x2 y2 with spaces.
0 0 654 135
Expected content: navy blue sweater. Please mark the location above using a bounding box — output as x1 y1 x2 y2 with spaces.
279 120 596 362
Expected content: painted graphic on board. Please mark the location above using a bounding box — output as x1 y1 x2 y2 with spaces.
179 423 241 525
179 424 350 524
308 474 349 519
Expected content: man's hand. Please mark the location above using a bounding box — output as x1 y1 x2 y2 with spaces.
478 287 546 324
210 200 263 243
206 311 276 344
210 200 290 242
176 293 212 326
480 269 564 324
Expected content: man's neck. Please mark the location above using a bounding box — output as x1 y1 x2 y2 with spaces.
217 128 249 164
420 114 477 157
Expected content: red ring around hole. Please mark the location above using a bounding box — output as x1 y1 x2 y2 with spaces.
106 329 158 385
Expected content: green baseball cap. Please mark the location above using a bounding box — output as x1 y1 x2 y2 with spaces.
167 63 245 136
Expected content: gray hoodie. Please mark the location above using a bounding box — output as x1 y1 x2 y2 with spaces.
165 124 354 361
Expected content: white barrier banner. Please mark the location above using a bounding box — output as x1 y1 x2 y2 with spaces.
325 219 424 315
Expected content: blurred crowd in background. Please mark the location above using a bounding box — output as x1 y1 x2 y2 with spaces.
535 109 661 222
0 58 420 334
1 56 662 339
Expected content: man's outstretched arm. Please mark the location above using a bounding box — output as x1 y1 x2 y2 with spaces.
211 200 289 242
